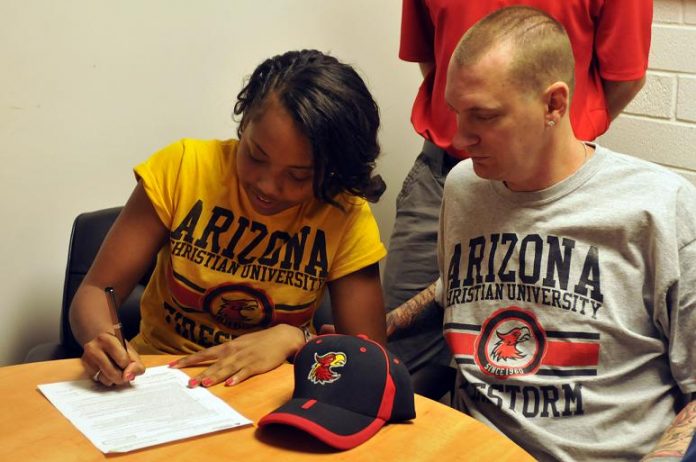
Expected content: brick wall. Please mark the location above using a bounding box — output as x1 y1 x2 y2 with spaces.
599 0 696 184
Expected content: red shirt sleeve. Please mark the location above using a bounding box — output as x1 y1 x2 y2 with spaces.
595 0 652 81
399 0 435 62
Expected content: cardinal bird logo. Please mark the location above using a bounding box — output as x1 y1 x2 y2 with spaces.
475 307 546 378
218 297 257 322
308 352 347 385
491 326 531 362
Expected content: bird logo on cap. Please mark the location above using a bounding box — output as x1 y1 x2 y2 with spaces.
308 351 347 385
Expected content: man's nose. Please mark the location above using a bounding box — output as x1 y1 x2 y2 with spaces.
451 115 480 150
451 129 480 150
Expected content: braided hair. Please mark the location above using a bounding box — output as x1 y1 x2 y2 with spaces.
233 50 385 208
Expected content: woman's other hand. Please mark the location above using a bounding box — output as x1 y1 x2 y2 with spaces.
170 324 305 387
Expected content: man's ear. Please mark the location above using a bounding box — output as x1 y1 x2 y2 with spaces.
543 81 570 126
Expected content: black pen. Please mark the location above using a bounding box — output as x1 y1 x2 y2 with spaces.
105 287 127 351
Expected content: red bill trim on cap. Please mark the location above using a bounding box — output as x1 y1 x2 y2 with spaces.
258 412 386 450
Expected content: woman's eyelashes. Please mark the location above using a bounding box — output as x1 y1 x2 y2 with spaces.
247 148 312 183
288 170 313 183
247 149 265 163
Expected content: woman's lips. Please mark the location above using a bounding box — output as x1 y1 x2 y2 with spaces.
249 189 281 212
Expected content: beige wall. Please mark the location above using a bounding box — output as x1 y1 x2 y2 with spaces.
599 0 696 182
0 0 422 365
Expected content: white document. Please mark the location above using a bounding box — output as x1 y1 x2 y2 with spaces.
38 365 252 453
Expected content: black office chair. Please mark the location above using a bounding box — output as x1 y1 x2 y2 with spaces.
24 207 148 362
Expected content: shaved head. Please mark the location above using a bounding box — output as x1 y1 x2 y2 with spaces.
451 6 575 98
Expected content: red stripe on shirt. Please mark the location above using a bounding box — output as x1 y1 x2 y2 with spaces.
445 331 599 367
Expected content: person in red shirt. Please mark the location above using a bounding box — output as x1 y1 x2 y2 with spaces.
384 0 652 400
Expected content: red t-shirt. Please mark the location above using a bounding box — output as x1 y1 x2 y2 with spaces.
400 0 652 158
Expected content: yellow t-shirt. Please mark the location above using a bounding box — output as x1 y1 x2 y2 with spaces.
133 139 386 354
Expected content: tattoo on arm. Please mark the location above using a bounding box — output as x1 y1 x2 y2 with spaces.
642 398 696 461
386 281 438 338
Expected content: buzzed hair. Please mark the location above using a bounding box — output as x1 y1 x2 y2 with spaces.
452 6 575 98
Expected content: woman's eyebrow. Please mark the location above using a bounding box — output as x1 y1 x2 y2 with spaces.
252 140 314 169
250 140 269 157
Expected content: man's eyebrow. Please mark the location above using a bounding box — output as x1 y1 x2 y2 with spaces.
445 101 499 112
463 100 503 112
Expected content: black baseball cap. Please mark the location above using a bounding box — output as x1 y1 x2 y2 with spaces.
258 334 416 450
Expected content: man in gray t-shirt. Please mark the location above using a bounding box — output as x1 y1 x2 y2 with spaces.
388 6 696 461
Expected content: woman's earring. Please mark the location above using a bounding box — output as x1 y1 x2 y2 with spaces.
547 120 556 127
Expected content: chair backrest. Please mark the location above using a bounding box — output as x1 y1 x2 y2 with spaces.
61 207 152 356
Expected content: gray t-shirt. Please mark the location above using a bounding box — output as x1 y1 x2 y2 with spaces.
437 144 696 461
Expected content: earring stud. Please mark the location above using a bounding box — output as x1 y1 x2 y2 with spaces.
547 120 556 127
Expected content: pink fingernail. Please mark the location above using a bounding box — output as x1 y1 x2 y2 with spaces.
225 377 236 387
201 378 213 387
188 378 199 388
126 373 135 381
168 360 178 367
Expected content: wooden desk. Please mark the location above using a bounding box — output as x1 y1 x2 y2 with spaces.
0 356 533 461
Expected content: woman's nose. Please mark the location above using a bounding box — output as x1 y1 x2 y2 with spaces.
255 174 282 198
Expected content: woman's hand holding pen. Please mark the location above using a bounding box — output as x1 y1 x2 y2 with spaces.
170 324 306 388
80 287 144 386
82 334 145 386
